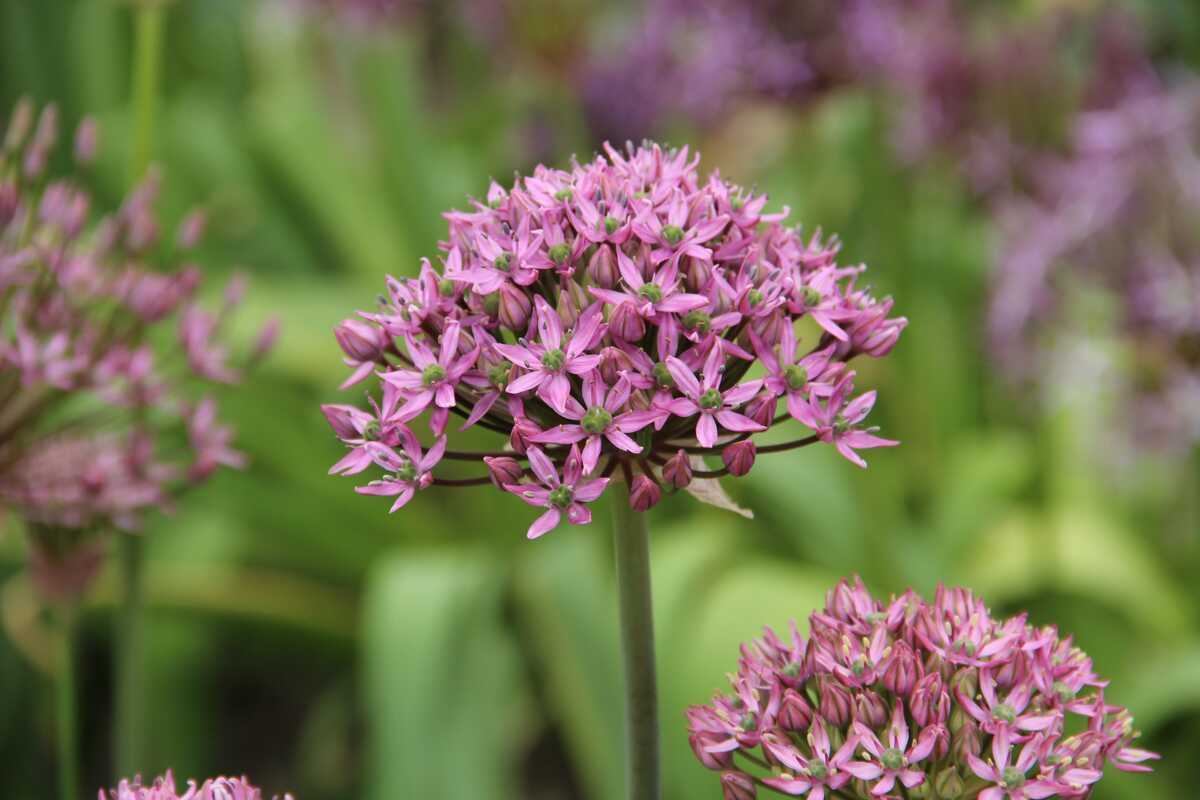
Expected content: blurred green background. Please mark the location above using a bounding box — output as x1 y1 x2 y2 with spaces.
1 1 1198 798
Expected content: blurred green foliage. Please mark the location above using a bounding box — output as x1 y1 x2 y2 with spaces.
1 1 1198 798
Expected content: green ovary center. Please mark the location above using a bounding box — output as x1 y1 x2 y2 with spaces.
784 364 807 390
438 278 455 297
638 283 663 303
682 310 711 332
548 485 573 508
832 415 850 435
488 361 511 387
604 216 620 234
422 364 446 386
494 252 511 271
805 762 827 780
541 348 566 371
396 463 418 482
992 704 1017 724
554 188 573 201
699 389 723 410
802 286 822 307
880 748 906 771
581 406 613 434
747 288 764 307
1001 767 1026 789
661 224 684 245
652 362 673 388
548 243 571 264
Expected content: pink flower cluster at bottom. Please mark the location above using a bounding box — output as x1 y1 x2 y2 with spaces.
101 772 293 800
688 578 1157 799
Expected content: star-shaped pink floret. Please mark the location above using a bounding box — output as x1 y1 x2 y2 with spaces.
968 732 1066 800
529 375 651 473
791 380 898 468
354 433 447 512
494 297 604 413
504 445 609 539
958 670 1058 739
665 346 765 448
760 716 858 800
846 701 940 796
382 321 479 435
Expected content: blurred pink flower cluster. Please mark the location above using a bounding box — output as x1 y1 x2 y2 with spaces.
0 100 276 590
689 577 1157 799
102 771 293 800
324 142 905 538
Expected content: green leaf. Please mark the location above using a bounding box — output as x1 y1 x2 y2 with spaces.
363 549 530 800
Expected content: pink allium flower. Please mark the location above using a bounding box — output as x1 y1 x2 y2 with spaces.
101 771 294 800
0 100 272 596
324 142 903 535
688 577 1157 799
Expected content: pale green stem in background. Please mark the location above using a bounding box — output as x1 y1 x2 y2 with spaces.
611 484 659 800
115 1 165 776
56 604 80 800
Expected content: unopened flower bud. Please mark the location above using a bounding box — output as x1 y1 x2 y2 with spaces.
818 677 852 727
629 475 662 511
335 319 386 362
689 733 733 771
933 766 965 798
854 689 888 728
498 283 532 331
588 244 619 288
662 449 692 489
720 770 756 800
744 391 777 427
251 317 281 363
598 346 635 385
510 416 540 454
721 440 756 477
910 673 947 728
73 116 98 165
177 209 207 250
883 641 919 696
557 290 580 329
610 300 646 341
684 255 713 292
951 719 981 765
4 97 33 153
484 456 524 489
778 688 813 731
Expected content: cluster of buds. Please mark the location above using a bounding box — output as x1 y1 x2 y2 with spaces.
688 577 1157 799
0 100 276 595
101 771 293 800
324 141 905 538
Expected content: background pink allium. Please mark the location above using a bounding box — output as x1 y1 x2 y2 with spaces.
688 577 1158 799
0 99 276 595
101 771 294 800
324 141 906 538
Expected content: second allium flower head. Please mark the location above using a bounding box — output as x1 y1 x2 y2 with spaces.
325 142 906 537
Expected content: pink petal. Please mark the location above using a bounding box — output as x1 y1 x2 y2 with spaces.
526 447 559 486
696 414 718 448
527 508 561 539
574 477 609 502
715 410 766 432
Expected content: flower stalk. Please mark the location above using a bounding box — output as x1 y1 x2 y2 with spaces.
55 603 80 800
611 483 659 800
117 0 164 775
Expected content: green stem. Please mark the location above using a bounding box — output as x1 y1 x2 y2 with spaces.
114 534 145 777
116 0 165 775
611 484 659 800
56 605 80 800
128 2 164 185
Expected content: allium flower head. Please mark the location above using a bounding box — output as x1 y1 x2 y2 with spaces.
102 771 294 800
688 577 1157 799
325 142 904 538
0 100 275 594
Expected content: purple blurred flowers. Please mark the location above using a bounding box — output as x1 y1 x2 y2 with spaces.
0 100 275 596
688 577 1157 798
